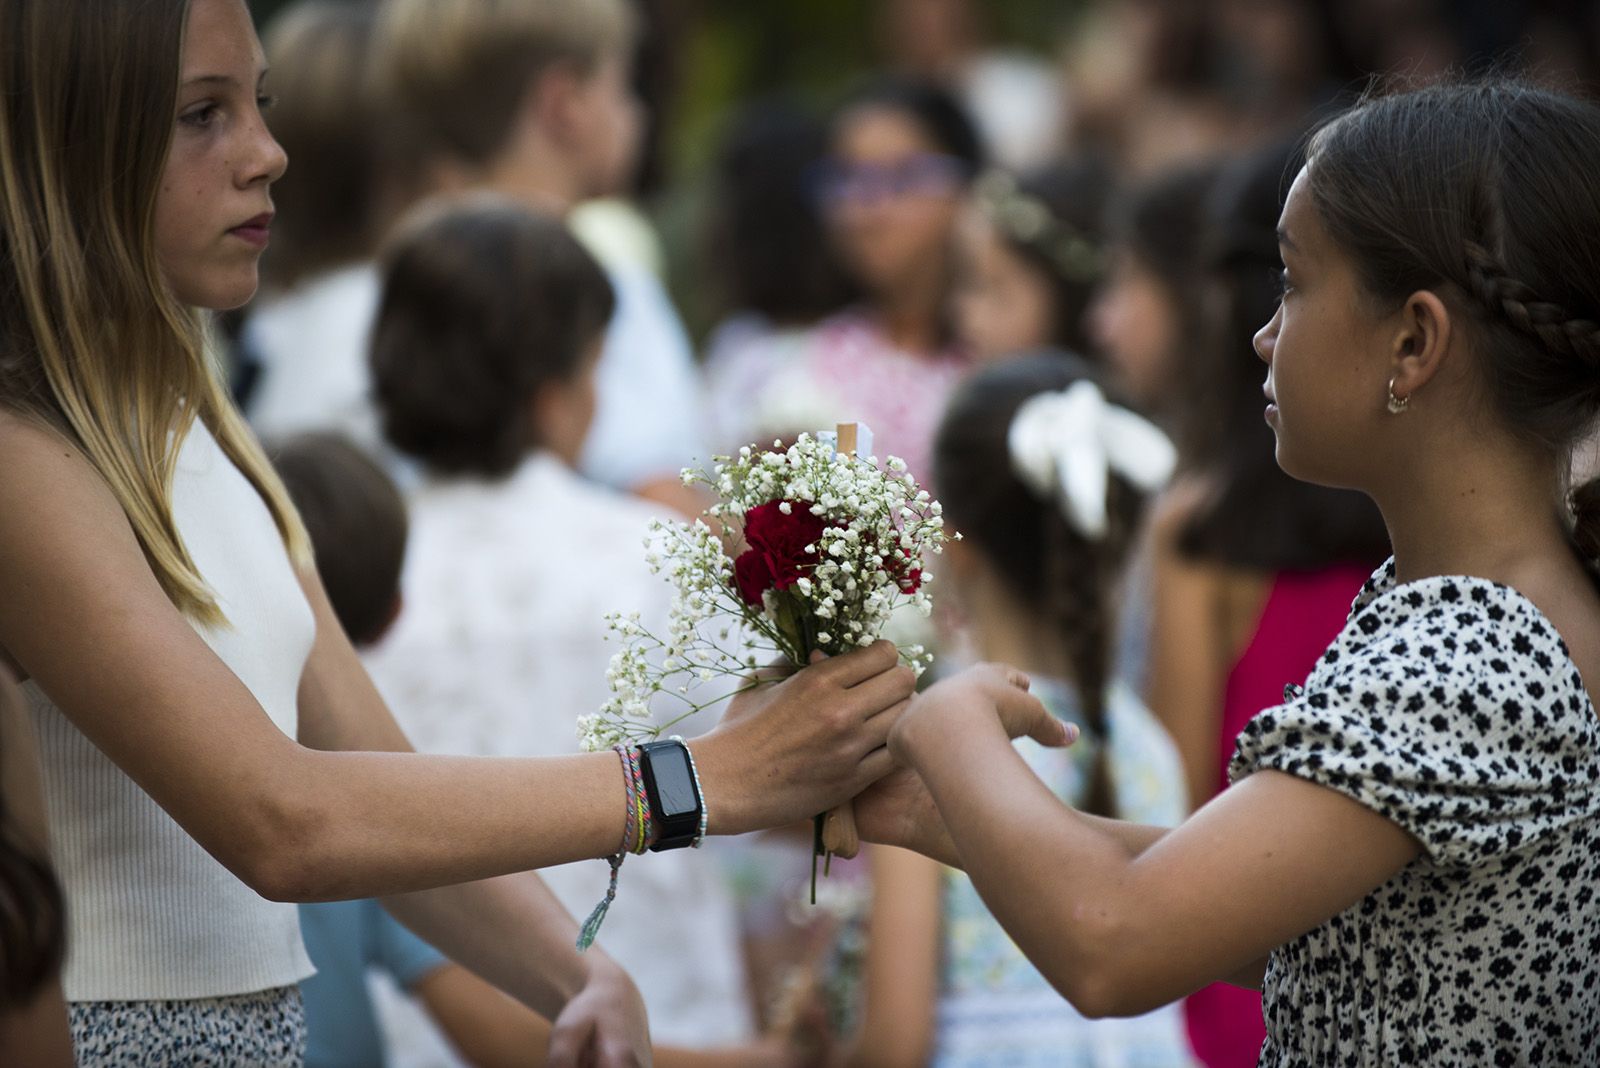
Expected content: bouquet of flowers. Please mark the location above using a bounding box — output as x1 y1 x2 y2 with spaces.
579 425 950 893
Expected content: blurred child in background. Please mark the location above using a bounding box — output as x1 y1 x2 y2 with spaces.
841 355 1193 1067
1090 163 1220 426
370 0 705 518
701 98 856 454
275 432 800 1068
951 158 1112 363
739 78 981 481
359 198 786 1060
273 433 544 1068
245 0 394 449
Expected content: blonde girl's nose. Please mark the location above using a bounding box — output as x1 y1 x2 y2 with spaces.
241 112 288 188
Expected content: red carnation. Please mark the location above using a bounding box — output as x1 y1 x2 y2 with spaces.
734 550 775 606
732 500 829 606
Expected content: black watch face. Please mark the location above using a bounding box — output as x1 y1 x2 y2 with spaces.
650 749 699 818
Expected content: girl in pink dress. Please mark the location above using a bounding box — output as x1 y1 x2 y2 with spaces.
736 79 981 481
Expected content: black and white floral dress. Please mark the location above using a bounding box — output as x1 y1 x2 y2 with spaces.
1229 559 1600 1066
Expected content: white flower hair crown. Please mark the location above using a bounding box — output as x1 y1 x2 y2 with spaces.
1007 381 1177 539
974 170 1103 284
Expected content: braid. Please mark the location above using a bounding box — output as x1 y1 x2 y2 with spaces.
1042 476 1143 820
1463 242 1600 369
1044 509 1114 818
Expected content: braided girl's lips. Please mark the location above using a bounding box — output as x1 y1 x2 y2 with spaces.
228 212 273 248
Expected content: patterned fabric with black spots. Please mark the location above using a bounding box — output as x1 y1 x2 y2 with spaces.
1230 559 1600 1066
68 984 305 1067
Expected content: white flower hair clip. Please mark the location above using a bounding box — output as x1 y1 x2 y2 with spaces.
1006 380 1177 538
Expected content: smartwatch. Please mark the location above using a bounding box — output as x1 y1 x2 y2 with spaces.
637 739 704 851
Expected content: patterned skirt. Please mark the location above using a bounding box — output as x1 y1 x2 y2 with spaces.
69 984 305 1067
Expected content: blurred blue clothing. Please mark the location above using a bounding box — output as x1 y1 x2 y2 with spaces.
299 899 447 1068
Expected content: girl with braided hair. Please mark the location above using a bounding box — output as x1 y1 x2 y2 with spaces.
856 80 1600 1064
841 354 1193 1066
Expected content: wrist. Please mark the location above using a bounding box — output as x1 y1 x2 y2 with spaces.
685 733 754 837
894 685 1003 769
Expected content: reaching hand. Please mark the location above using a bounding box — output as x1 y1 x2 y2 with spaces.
692 640 916 836
546 956 651 1068
858 663 1074 863
889 662 1070 761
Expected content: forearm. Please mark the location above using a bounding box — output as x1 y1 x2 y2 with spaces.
901 710 1158 1015
262 747 625 902
895 776 1170 873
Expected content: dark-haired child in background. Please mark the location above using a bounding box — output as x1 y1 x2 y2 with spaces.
735 77 982 483
275 431 804 1068
841 355 1193 1066
1090 163 1222 427
700 98 858 456
358 198 798 1060
951 158 1113 364
272 432 530 1068
245 0 398 451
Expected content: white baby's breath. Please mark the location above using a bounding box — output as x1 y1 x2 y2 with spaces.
579 434 948 750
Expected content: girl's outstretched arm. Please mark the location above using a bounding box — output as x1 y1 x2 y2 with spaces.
869 671 1418 1018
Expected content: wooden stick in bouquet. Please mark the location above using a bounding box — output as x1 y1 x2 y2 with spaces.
816 422 867 866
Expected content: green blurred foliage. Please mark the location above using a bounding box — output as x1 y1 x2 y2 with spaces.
248 0 1085 184
666 0 1083 178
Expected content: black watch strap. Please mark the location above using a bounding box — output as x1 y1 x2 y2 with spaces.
637 740 703 851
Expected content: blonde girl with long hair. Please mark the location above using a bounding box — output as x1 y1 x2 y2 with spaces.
0 1 1040 1063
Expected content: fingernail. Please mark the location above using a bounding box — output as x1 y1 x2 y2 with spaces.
1062 723 1079 744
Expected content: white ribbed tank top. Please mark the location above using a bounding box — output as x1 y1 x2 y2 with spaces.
27 419 316 1000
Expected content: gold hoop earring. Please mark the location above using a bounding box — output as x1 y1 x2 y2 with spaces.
1386 380 1410 414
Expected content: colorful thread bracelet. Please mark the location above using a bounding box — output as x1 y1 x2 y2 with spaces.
577 743 651 951
622 744 655 853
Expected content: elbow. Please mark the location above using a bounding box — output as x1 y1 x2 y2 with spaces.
1049 908 1166 1020
225 790 333 903
1061 968 1132 1021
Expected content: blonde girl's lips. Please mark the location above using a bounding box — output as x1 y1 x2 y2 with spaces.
228 214 272 248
